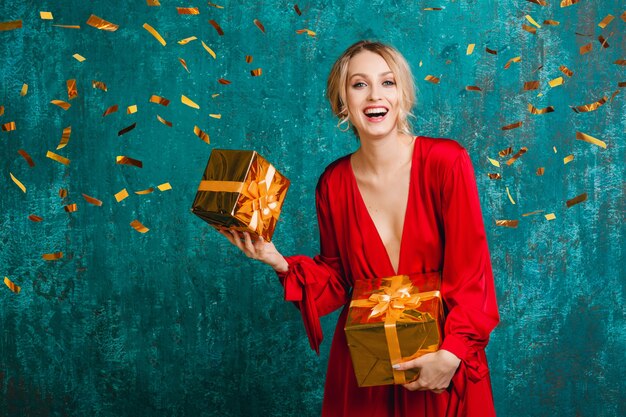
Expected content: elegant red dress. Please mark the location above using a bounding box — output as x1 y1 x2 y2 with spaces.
276 136 500 417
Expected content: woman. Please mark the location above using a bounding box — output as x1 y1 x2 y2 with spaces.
219 40 500 417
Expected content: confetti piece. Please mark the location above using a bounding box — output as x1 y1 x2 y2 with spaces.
194 125 210 144
566 193 587 208
51 100 71 110
487 173 501 179
528 103 554 114
524 81 540 90
522 24 536 34
571 96 607 113
157 182 172 191
553 146 557 153
201 41 217 59
115 188 129 202
218 78 231 85
615 59 626 66
73 53 86 62
501 121 523 130
424 7 443 11
178 58 190 73
560 0 579 7
130 219 150 233
209 20 224 35
4 277 20 294
548 77 563 87
46 151 70 165
506 187 516 204
156 115 172 127
116 156 143 168
253 19 265 33
82 193 103 206
127 105 137 114
178 36 197 45
118 123 136 136
135 187 154 195
28 214 43 222
522 209 544 216
504 56 521 69
0 105 3 116
2 122 16 131
9 173 26 193
485 47 497 55
40 12 53 20
545 213 556 220
580 43 592 55
251 68 262 77
575 131 606 148
506 147 528 165
498 147 513 157
525 15 541 28
0 20 22 31
527 0 547 5
86 14 119 31
559 65 573 77
466 86 482 92
211 94 220 98
177 7 200 14
103 104 119 117
59 188 67 198
245 55 253 63
92 80 108 92
66 79 78 100
149 95 170 106
488 158 500 167
295 29 316 37
64 203 77 213
543 20 559 25
182 95 200 109
424 75 440 84
42 252 63 260
563 154 574 164
54 25 81 29
598 35 610 48
294 4 302 15
57 126 71 149
207 2 224 8
622 11 626 22
143 23 166 46
495 220 519 228
466 44 475 55
147 0 161 5
17 149 35 167
20 84 28 96
209 113 221 119
536 167 545 175
609 90 620 103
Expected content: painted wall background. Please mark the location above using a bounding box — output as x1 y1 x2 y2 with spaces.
0 1 624 416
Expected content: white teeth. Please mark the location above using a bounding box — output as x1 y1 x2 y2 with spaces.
364 107 388 115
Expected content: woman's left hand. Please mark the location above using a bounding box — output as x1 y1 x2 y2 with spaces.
393 349 461 393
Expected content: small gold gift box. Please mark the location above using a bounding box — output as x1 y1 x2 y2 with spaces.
191 149 290 242
344 273 444 387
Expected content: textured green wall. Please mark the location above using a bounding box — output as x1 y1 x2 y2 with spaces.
1 1 624 416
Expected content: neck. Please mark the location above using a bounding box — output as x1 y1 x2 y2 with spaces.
353 131 415 177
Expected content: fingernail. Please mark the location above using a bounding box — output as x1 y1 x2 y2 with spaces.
392 364 400 370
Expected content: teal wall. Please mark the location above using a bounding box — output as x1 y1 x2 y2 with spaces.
1 1 624 416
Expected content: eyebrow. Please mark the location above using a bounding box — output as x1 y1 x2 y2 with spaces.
349 71 394 79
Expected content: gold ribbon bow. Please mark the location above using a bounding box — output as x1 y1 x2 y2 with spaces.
349 275 441 384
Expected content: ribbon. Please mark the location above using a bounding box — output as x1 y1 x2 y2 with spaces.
349 275 441 384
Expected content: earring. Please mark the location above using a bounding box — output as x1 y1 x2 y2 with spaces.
337 118 351 132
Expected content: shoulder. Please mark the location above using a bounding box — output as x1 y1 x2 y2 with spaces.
415 136 471 180
315 153 351 194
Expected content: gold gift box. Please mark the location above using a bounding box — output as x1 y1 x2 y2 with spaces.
344 273 444 387
191 149 290 242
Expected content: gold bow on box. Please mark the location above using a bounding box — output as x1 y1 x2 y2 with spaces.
345 273 444 387
191 149 290 242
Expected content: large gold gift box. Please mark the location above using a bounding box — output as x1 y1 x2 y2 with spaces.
191 149 290 242
344 273 444 387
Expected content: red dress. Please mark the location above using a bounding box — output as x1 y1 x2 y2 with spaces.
276 136 500 417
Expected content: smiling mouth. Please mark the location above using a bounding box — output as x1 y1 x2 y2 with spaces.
363 107 389 120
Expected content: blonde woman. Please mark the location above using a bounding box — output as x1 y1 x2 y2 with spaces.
219 40 499 417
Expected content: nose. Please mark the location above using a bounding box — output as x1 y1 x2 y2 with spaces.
368 84 381 101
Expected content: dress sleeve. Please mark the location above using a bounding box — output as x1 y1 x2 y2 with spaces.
275 175 351 354
439 148 500 381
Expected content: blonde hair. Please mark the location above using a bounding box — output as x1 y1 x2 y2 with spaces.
326 40 416 138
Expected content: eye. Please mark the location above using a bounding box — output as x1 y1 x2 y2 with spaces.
383 80 396 86
352 81 367 88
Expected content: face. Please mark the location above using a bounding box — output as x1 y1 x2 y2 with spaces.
345 50 400 139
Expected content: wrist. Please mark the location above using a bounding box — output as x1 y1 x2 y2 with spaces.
271 257 289 273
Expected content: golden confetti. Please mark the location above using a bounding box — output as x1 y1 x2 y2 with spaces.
0 105 3 116
545 213 556 220
143 23 166 46
251 68 262 77
20 83 28 96
156 114 172 127
487 157 500 167
51 100 71 110
103 104 118 117
524 80 540 90
40 11 53 20
553 146 557 153
130 219 150 233
253 19 265 33
182 95 200 109
194 125 210 144
177 7 200 14
522 209 544 216
527 0 547 5
157 182 172 191
485 47 497 55
559 65 573 77
487 173 501 180
17 149 35 167
201 41 217 59
504 56 521 69
2 122 16 131
127 105 137 114
209 20 224 35
295 28 316 37
46 151 70 165
543 20 559 25
135 187 154 195
59 188 67 198
178 36 197 45
64 203 77 213
57 126 71 149
118 123 136 136
115 188 129 202
495 220 519 228
207 2 224 8
571 96 607 113
9 172 26 193
28 214 43 222
73 53 86 62
149 95 170 106
54 25 81 29
147 0 161 5
294 4 302 15
466 86 482 91
82 193 103 206
425 75 440 84
218 78 231 85
245 55 253 63
528 103 554 114
609 89 620 103
211 93 220 98
502 121 523 131
506 147 528 165
566 193 587 208
4 277 20 294
598 35 610 48
178 58 190 73
42 252 63 260
597 14 614 29
86 14 119 31
536 167 545 175
506 187 516 204
560 0 579 7
209 113 222 119
498 147 513 157
525 15 541 28
466 44 475 55
116 156 143 168
423 7 443 11
92 80 108 92
0 20 22 31
579 43 592 55
522 24 536 34
575 131 606 149
622 11 626 22
563 154 574 164
548 77 563 88
66 79 77 100
615 59 626 66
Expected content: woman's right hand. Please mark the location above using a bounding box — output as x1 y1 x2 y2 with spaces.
217 227 289 273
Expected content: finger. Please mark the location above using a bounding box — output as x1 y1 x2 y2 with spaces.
218 229 237 245
432 389 445 394
402 379 427 392
393 356 423 372
243 232 255 255
229 229 246 251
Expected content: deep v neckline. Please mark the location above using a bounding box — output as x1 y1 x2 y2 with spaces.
348 137 417 276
